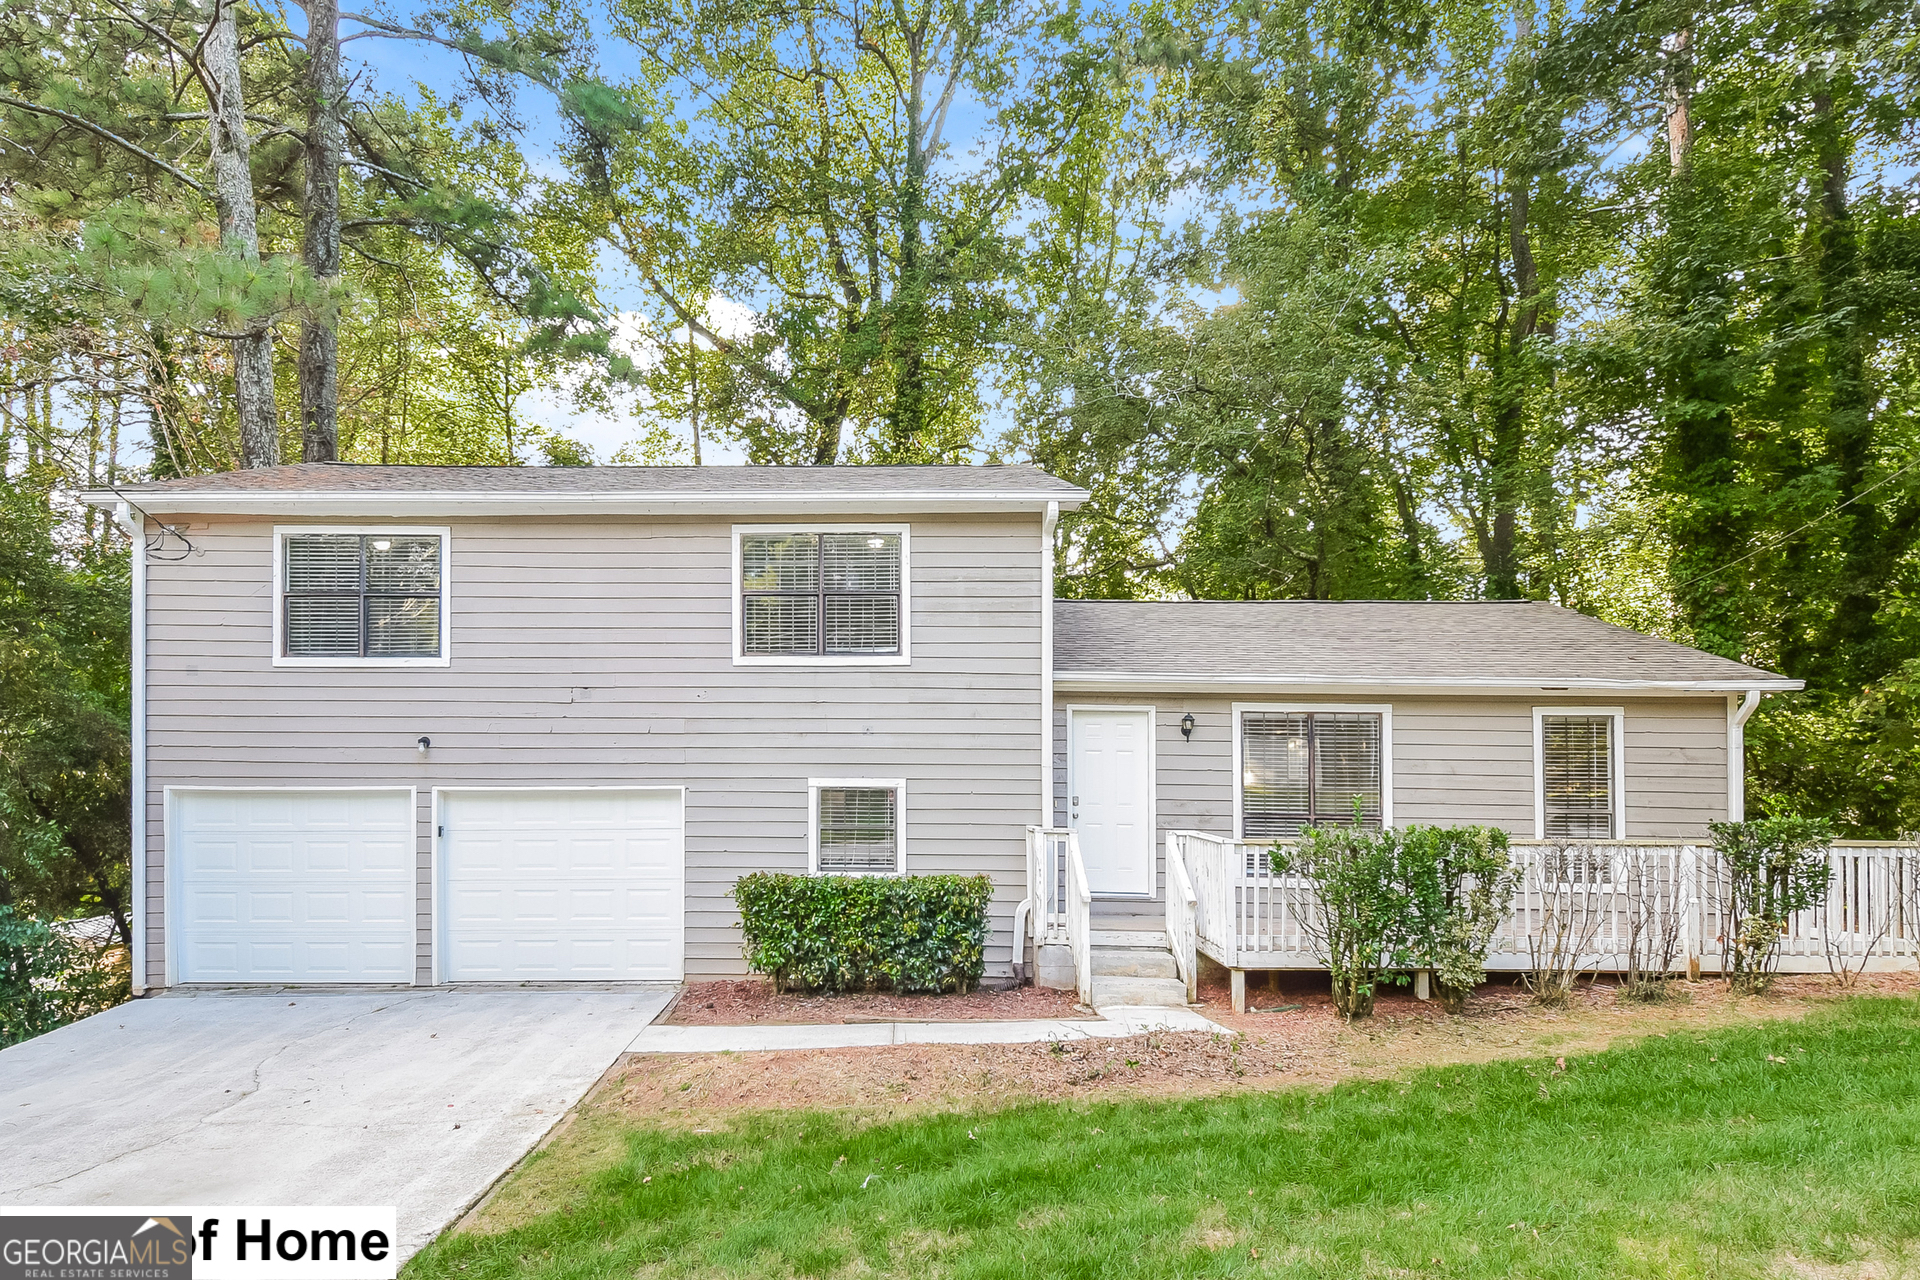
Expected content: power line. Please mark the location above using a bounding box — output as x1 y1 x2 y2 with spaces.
1669 452 1920 596
3 414 195 560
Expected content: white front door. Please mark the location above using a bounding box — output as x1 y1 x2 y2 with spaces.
440 788 684 982
172 788 415 984
1069 708 1156 896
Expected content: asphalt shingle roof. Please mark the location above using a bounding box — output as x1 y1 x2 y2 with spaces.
1052 599 1796 689
105 462 1087 498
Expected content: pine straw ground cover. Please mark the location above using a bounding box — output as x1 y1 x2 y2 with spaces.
413 980 1920 1280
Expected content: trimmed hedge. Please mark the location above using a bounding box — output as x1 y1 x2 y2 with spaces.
733 872 993 994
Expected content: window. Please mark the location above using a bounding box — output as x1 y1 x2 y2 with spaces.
1537 710 1623 839
736 528 907 661
1238 710 1384 838
809 779 905 875
277 530 448 662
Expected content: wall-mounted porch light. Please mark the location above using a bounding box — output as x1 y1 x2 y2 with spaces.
1180 713 1195 741
417 736 432 755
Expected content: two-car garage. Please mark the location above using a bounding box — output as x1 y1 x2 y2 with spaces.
167 787 684 986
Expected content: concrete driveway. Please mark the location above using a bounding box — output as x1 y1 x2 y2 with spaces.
0 987 673 1259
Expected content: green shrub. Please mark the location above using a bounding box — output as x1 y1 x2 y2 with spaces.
1286 823 1517 1018
0 906 129 1047
1710 816 1832 992
733 873 993 994
1401 825 1518 1013
1284 827 1409 1018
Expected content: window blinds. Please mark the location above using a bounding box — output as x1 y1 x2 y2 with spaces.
741 533 901 655
1241 711 1382 838
817 787 898 874
1542 715 1614 838
285 534 442 658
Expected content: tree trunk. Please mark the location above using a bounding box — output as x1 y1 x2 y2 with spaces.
1664 25 1693 175
885 41 930 460
204 0 278 468
299 0 343 462
1657 11 1746 658
1483 0 1543 600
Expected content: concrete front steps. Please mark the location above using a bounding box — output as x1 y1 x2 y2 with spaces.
1088 930 1188 1009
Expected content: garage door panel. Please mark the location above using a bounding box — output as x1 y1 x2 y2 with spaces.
249 841 295 871
173 789 416 984
442 789 683 982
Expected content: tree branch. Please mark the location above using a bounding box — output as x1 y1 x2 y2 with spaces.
0 95 211 198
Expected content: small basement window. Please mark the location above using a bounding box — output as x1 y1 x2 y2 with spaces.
280 531 446 660
1537 710 1622 839
738 530 905 659
810 779 905 875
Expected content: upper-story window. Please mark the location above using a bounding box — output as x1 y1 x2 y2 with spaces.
275 529 450 665
1238 708 1386 838
734 527 909 663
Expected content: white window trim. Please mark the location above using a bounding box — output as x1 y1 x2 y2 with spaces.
162 785 417 989
1533 706 1628 841
808 777 907 876
272 525 453 667
732 524 911 666
1231 702 1395 840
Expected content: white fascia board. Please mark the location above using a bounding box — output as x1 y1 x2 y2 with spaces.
78 490 1087 517
1051 671 1804 695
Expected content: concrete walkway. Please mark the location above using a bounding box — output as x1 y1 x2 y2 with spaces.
0 987 673 1261
627 1003 1227 1053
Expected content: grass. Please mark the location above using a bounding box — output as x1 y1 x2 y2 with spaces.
407 996 1920 1279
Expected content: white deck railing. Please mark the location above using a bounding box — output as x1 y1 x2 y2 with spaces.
1163 834 1199 1001
1027 826 1094 1004
1170 832 1920 980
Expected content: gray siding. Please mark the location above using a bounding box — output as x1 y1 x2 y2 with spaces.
1055 691 1732 927
141 512 1047 986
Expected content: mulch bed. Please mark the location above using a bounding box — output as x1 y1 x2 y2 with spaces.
664 978 1089 1026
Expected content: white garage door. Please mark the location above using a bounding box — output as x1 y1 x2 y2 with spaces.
440 788 684 982
172 789 415 983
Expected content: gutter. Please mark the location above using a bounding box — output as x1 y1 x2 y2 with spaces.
77 489 1090 518
1052 671 1802 695
1728 688 1765 822
111 502 146 994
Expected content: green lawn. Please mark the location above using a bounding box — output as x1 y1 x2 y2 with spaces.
408 996 1920 1279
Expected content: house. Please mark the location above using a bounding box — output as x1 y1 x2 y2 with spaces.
85 463 1801 996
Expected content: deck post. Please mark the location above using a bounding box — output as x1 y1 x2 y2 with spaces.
1414 970 1431 1001
1230 968 1246 1014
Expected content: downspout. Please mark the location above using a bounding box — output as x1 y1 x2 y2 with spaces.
1040 501 1057 829
113 502 147 994
1019 500 1057 984
1728 689 1763 823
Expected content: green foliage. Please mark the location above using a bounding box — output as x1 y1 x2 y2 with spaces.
733 873 992 995
1710 817 1835 992
409 998 1920 1280
1289 823 1518 1017
1285 826 1408 1017
1401 826 1520 1012
0 905 128 1047
0 476 131 939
